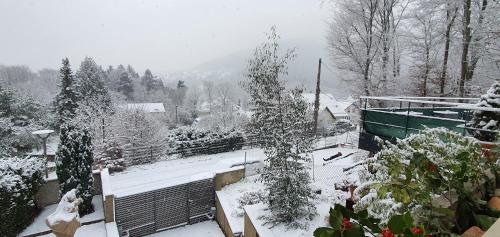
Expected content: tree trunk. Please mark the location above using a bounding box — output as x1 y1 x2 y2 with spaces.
466 0 488 84
439 4 458 96
459 0 472 98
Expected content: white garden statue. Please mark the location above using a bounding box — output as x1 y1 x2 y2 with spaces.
46 189 82 237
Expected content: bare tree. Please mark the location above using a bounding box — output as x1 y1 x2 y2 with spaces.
327 0 381 96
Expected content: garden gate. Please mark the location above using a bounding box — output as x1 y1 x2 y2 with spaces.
114 178 215 237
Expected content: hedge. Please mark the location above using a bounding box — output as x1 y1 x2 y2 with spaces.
0 157 45 237
166 127 245 156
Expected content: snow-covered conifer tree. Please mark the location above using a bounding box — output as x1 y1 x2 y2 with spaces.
243 27 316 228
117 71 134 101
75 57 111 111
471 80 500 141
55 123 95 214
54 58 79 126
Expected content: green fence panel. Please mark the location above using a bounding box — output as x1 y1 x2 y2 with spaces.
362 109 470 140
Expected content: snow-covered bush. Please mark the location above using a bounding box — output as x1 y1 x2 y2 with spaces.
95 140 126 173
166 127 244 156
0 157 45 237
237 191 265 214
471 80 499 142
355 128 487 233
329 119 355 135
56 124 95 215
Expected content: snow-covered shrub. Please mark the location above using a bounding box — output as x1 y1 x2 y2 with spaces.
471 80 499 142
56 124 95 215
237 191 265 212
0 157 45 237
166 127 244 156
95 140 126 173
356 128 486 232
329 119 355 135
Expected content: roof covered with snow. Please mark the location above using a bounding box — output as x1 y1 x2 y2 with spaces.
121 103 166 113
302 93 356 116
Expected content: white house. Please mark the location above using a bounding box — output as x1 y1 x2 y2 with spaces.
121 103 166 113
302 93 359 130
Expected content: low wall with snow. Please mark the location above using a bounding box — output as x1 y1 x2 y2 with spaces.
100 168 115 223
216 193 236 237
36 170 103 208
215 167 245 191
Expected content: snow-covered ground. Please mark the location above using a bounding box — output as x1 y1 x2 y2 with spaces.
109 132 358 197
109 148 266 197
38 221 107 237
145 221 224 237
20 195 104 236
217 147 366 236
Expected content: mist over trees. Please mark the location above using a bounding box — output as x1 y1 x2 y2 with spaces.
327 0 499 98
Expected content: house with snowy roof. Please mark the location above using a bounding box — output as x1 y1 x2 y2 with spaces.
302 93 359 130
119 103 166 120
121 103 166 113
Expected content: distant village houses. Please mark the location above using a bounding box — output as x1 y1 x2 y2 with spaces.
302 93 359 130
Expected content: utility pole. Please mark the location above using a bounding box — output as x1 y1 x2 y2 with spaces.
313 58 322 136
175 105 178 125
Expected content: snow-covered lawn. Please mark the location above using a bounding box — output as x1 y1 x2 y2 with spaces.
109 132 358 197
109 148 266 197
145 221 224 237
20 195 104 236
217 147 366 236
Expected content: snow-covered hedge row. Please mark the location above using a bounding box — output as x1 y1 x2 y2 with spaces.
166 127 245 156
0 157 45 237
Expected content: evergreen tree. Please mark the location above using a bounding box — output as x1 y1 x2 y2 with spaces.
127 64 139 78
54 58 79 126
141 69 155 92
55 124 95 214
75 57 111 110
471 80 500 142
117 72 134 100
242 27 316 228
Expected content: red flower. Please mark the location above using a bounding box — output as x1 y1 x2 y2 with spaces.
411 227 423 235
381 228 395 237
342 217 352 230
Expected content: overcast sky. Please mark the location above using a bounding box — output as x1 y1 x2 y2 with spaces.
0 0 330 74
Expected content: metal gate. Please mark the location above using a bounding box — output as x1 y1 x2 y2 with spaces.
115 178 215 237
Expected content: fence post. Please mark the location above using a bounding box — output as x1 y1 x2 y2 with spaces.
312 153 315 182
404 102 411 137
244 152 247 178
150 145 153 162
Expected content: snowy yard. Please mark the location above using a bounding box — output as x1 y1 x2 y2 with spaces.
109 134 359 198
20 195 104 236
109 148 265 197
145 221 224 237
39 222 107 237
217 147 366 236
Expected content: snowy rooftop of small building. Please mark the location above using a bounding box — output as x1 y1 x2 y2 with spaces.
302 93 356 116
120 103 166 113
